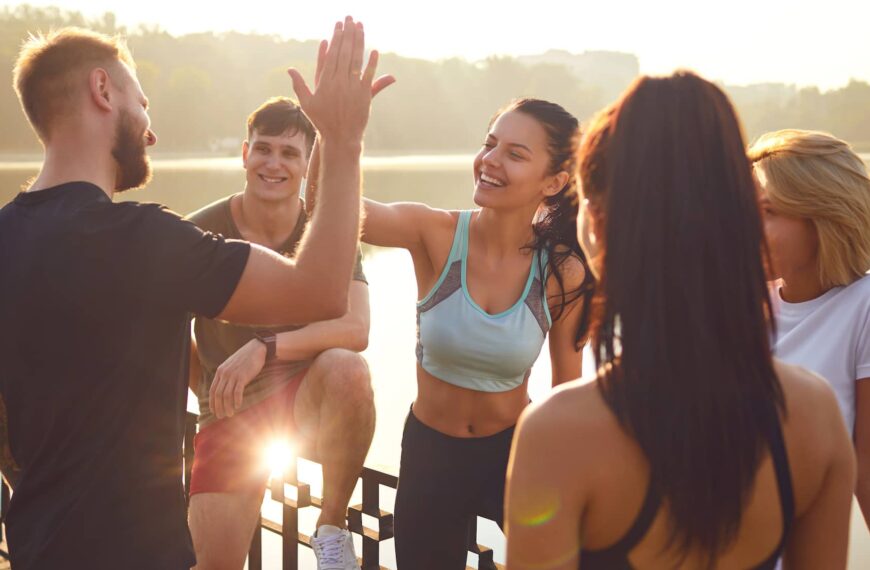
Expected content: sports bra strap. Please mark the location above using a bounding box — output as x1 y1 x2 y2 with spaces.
608 482 663 555
446 210 472 265
581 412 794 570
767 414 795 551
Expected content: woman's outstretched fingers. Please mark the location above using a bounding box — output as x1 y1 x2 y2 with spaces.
362 49 379 89
290 17 373 142
323 20 344 78
372 74 396 97
350 22 365 76
336 16 356 76
314 39 328 87
287 68 312 106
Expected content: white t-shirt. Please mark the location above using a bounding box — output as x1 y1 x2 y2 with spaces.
772 274 870 433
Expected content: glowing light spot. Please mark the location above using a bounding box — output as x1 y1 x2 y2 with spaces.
265 440 294 478
513 490 560 528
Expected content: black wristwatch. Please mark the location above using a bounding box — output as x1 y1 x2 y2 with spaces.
253 331 277 362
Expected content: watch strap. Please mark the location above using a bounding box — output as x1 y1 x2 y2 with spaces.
254 331 277 362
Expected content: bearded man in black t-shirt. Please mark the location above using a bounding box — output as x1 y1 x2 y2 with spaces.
0 19 383 570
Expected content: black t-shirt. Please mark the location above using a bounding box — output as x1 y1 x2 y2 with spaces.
0 182 250 569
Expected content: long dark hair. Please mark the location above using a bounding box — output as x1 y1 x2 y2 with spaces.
583 72 783 563
495 98 594 348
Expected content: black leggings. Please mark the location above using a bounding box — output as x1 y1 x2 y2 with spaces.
393 408 515 570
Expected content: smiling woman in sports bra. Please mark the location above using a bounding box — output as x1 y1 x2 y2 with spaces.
360 98 592 568
504 72 856 569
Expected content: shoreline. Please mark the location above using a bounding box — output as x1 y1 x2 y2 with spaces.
0 152 479 173
2 149 869 164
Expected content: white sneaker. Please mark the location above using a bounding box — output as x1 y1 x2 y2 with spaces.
311 525 360 570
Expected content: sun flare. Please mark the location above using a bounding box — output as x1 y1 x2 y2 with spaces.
265 440 294 477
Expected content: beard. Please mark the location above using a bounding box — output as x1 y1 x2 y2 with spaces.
111 110 152 192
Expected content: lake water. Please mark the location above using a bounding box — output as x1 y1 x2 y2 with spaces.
1 155 868 569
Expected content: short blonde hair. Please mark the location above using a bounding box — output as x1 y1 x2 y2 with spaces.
749 129 870 288
13 27 135 140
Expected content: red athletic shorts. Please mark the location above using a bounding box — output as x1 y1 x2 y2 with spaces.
189 368 307 496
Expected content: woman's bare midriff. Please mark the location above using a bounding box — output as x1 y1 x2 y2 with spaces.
412 363 530 437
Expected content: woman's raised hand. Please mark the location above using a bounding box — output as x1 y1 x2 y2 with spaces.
312 28 396 98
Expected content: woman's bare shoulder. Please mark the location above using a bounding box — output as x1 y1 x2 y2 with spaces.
775 359 841 423
546 248 588 287
774 358 855 518
519 376 622 455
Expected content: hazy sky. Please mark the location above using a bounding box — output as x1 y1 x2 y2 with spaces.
10 0 870 89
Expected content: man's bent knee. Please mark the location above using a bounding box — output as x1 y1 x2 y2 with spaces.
313 349 373 404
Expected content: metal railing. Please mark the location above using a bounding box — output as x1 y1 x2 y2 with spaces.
182 412 504 570
0 413 504 570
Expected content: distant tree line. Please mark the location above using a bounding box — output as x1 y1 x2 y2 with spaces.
2 4 870 154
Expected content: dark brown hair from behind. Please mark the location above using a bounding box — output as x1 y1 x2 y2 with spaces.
578 104 616 207
582 71 782 566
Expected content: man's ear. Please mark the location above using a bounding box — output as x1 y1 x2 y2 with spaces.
544 171 570 197
241 140 250 168
88 68 113 112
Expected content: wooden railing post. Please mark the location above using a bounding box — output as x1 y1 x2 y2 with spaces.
248 518 263 570
467 516 500 570
348 467 397 569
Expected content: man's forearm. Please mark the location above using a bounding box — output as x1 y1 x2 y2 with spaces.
293 139 361 307
275 281 369 361
304 137 321 215
276 315 368 362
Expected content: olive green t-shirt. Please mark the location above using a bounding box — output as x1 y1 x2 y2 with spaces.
187 194 367 427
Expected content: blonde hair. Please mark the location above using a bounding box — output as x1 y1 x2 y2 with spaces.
13 27 135 140
749 129 870 288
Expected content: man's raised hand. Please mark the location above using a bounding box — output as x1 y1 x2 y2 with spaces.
287 17 385 147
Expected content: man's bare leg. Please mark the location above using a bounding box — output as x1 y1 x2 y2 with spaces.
294 348 375 528
189 490 263 570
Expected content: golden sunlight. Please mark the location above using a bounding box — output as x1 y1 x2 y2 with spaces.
264 440 294 478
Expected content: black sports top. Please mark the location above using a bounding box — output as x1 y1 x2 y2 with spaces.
580 417 794 569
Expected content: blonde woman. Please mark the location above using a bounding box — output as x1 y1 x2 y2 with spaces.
749 129 870 529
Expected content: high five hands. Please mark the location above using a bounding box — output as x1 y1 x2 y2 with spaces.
287 16 396 146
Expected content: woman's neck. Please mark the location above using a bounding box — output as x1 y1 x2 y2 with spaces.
779 270 828 303
473 206 538 259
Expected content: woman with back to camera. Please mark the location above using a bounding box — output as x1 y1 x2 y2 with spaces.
305 96 593 568
748 130 870 530
505 72 856 569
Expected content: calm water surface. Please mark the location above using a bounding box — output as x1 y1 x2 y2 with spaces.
1 156 868 569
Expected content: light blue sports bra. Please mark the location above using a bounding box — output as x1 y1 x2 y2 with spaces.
416 210 551 392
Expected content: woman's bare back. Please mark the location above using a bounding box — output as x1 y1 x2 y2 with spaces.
505 360 855 569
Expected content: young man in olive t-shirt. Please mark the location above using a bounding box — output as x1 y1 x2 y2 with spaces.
186 97 373 570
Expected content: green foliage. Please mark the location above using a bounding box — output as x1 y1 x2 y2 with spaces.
2 4 870 154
